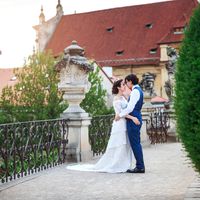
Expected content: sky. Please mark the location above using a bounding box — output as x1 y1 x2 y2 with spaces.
0 0 168 68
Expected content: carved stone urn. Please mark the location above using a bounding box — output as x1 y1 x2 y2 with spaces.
55 41 94 118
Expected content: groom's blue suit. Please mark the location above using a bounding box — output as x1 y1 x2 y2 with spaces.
127 86 145 170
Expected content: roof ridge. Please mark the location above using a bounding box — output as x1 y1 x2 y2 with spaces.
62 0 175 17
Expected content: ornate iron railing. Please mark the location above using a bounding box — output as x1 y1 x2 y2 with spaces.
89 114 114 156
146 109 170 144
0 119 69 183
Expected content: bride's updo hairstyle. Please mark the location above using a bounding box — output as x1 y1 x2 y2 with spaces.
112 79 123 94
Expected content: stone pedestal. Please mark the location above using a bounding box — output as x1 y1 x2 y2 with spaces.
166 108 178 142
141 112 151 147
64 116 93 162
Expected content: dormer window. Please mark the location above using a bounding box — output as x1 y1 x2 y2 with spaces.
106 26 114 32
149 48 157 54
116 50 124 56
173 27 184 34
145 23 153 29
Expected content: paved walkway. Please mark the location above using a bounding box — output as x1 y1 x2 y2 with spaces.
184 176 200 199
0 143 198 200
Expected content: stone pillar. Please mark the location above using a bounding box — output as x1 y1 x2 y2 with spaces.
66 117 92 162
160 44 169 62
56 41 94 162
160 62 168 99
141 112 151 147
166 108 178 142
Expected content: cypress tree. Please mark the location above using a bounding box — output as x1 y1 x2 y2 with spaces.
175 4 200 172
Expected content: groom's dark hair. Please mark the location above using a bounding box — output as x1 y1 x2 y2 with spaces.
125 74 139 85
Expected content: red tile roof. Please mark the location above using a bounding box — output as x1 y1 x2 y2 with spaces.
158 1 198 44
46 0 198 66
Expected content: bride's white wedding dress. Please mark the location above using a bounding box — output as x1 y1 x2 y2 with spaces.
66 96 133 173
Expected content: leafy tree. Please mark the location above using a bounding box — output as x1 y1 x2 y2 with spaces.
175 5 200 172
0 54 113 123
81 67 114 116
0 51 65 123
0 86 16 123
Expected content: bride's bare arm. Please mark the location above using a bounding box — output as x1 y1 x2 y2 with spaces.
125 115 140 125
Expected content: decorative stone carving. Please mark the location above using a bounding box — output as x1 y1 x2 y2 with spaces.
140 72 156 97
55 40 94 118
165 46 178 76
164 46 178 101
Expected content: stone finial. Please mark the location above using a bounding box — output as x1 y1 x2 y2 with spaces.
56 0 63 16
56 41 93 73
64 40 84 56
39 5 45 24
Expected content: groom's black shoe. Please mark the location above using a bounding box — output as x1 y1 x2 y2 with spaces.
127 167 145 173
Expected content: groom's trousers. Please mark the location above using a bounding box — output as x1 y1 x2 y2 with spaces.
127 120 145 170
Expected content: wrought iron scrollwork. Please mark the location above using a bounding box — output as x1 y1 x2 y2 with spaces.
146 109 170 144
0 119 69 183
89 114 114 156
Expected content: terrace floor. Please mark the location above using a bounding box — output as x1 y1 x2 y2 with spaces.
0 142 198 200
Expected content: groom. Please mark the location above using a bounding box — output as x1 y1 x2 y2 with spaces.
115 74 145 173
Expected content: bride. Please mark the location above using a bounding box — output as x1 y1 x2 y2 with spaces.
67 79 140 173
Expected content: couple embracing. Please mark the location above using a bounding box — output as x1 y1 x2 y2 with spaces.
67 74 145 174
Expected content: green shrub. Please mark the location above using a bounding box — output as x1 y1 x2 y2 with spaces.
175 5 200 172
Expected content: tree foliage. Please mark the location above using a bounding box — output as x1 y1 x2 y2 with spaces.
0 53 113 124
175 5 200 172
81 66 113 116
0 52 65 123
